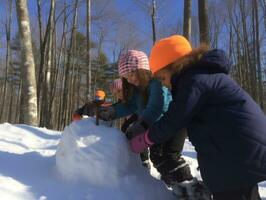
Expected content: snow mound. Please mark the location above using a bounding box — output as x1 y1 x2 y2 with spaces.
0 122 265 199
56 118 175 200
56 118 130 186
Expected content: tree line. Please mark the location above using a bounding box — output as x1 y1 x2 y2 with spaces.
0 0 265 130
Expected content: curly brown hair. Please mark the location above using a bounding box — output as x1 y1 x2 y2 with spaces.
122 69 152 104
165 45 209 74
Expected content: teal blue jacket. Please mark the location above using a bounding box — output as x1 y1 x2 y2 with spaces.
113 79 172 125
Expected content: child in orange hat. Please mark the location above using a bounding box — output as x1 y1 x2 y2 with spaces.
128 35 266 200
72 90 106 121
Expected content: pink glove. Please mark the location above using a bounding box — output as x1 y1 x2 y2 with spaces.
129 131 154 153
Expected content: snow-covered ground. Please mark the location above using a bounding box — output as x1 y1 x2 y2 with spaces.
0 118 265 200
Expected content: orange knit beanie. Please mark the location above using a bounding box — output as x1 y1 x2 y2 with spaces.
95 90 105 101
149 35 192 74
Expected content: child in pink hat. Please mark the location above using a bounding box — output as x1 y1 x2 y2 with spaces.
98 50 207 199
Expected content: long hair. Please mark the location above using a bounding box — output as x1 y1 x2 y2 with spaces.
122 69 152 104
166 45 209 74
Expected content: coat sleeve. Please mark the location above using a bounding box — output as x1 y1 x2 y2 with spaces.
112 95 138 119
74 103 92 116
148 78 206 144
140 80 165 125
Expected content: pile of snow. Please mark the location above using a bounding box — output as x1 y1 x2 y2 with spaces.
56 118 175 200
0 123 61 200
0 119 265 199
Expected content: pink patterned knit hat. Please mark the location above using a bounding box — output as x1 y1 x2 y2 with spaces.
118 50 150 77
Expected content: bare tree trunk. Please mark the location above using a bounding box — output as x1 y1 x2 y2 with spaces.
37 0 54 118
132 0 161 44
68 27 77 128
260 0 266 30
151 0 156 44
61 0 78 129
228 22 233 63
86 0 92 101
36 0 44 107
15 0 38 125
86 0 92 100
239 0 254 97
198 0 210 45
37 0 43 55
57 0 67 130
93 31 104 94
254 0 264 109
49 14 58 129
15 80 22 123
183 0 191 41
0 0 13 122
58 41 67 130
252 0 257 97
40 0 55 128
45 0 55 100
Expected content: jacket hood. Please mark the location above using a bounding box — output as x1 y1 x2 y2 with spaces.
199 49 231 74
170 49 232 87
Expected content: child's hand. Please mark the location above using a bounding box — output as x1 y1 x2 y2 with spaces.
129 131 153 154
98 106 116 121
126 120 148 140
72 113 81 121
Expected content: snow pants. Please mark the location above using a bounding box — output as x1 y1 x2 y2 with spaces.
149 129 193 185
122 116 193 183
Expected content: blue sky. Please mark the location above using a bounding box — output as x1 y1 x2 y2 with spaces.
32 0 199 60
113 0 198 44
0 0 265 80
0 0 222 63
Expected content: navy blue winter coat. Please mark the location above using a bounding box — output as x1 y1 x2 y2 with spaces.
148 49 266 192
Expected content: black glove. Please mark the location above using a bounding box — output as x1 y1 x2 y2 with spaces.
98 106 116 121
126 119 149 140
74 103 95 117
121 114 138 133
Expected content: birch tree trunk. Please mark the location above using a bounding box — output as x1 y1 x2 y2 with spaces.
15 0 38 125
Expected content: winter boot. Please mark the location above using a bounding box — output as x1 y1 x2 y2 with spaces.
172 178 212 200
141 160 151 170
140 149 151 170
160 157 193 186
172 182 190 200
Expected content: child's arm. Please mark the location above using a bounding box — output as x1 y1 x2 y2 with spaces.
140 80 165 125
126 81 167 139
74 106 84 116
112 95 137 119
72 105 86 121
148 78 206 144
73 102 95 117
